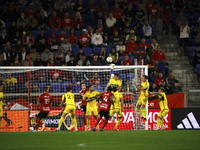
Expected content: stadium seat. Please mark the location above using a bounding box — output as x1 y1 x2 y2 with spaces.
127 73 134 81
105 47 112 55
157 63 166 71
93 47 101 54
51 82 62 93
188 46 197 61
72 47 80 57
120 73 127 81
145 39 152 45
30 30 40 40
38 82 48 92
5 22 12 30
83 47 93 57
62 82 72 92
75 30 82 37
119 56 124 63
45 30 52 38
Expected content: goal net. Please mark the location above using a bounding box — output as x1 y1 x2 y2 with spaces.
0 65 148 132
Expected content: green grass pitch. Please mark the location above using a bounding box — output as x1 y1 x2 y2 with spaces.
0 130 200 150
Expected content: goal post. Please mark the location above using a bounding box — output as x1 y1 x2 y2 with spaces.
0 65 148 132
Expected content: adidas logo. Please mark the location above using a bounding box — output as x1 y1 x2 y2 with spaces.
177 112 200 129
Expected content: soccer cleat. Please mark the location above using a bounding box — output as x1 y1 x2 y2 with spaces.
113 127 119 131
142 118 147 122
74 127 78 131
54 128 60 131
92 127 96 131
100 128 104 131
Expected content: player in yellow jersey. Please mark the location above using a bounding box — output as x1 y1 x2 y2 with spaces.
55 86 78 131
0 86 4 127
83 85 100 131
151 88 169 130
110 87 123 131
134 75 150 122
109 73 122 91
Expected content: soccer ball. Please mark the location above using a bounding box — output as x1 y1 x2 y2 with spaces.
106 57 113 63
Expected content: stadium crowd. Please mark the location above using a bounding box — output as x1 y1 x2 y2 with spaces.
1 0 199 93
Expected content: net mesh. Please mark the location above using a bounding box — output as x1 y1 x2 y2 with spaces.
0 66 147 132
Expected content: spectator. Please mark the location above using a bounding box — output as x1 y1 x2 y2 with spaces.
162 4 172 35
145 0 154 20
9 46 18 64
121 53 134 66
0 17 6 29
93 11 106 27
77 54 91 66
54 45 65 62
22 30 35 45
87 25 94 38
188 0 200 13
110 4 124 20
102 33 112 47
122 80 135 93
152 46 166 64
18 21 28 36
135 4 146 27
170 80 183 93
179 20 190 56
90 54 102 66
172 0 186 12
76 48 85 62
49 11 61 30
61 12 73 30
192 46 200 68
27 13 38 30
149 83 158 92
150 2 159 30
61 37 72 54
74 0 87 14
36 38 48 53
5 73 18 86
54 0 66 10
144 54 156 74
37 10 50 31
36 29 47 44
10 58 21 66
49 69 62 82
106 12 117 31
162 63 172 78
149 38 159 55
123 4 135 22
0 52 8 66
0 74 6 87
34 54 44 66
79 29 90 48
54 55 65 66
73 11 84 30
17 12 28 29
8 22 18 41
142 19 153 39
154 72 166 87
175 11 187 27
17 46 29 62
100 0 108 12
91 29 103 48
139 38 150 52
110 30 121 47
45 54 54 66
125 30 137 44
13 3 23 21
30 83 40 93
159 81 170 93
0 28 10 46
29 47 38 62
166 72 178 88
94 19 107 35
188 13 197 39
89 73 101 87
109 48 119 64
68 28 79 47
65 50 72 63
21 55 34 66
121 21 132 39
41 47 53 62
67 55 77 66
66 0 75 14
56 4 66 18
98 47 108 65
116 40 126 55
88 0 100 16
25 3 37 18
57 29 67 43
0 4 12 22
125 38 138 56
117 14 128 31
33 0 43 11
47 32 57 45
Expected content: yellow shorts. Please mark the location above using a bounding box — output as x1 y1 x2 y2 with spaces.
86 106 98 116
63 105 76 115
137 95 148 105
157 109 169 118
110 108 122 118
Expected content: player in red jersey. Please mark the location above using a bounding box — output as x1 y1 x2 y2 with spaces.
79 83 88 129
35 86 53 131
93 86 114 131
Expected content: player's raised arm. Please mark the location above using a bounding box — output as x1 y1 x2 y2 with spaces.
59 95 66 107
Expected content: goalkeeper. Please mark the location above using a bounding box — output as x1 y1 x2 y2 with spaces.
82 85 100 131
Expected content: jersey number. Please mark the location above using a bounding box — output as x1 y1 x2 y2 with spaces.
103 96 109 102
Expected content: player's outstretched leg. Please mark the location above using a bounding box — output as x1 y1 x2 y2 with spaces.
114 117 121 131
93 116 101 131
35 118 43 131
55 114 65 131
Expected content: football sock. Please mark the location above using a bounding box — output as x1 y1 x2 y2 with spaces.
161 119 164 128
87 118 90 128
35 119 43 130
72 117 77 128
58 116 65 127
115 118 122 128
94 117 101 127
156 118 161 129
102 120 108 129
142 108 146 119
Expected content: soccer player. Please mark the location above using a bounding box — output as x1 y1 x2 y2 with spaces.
93 86 114 131
79 83 88 130
109 73 122 91
110 87 123 131
0 86 4 127
83 85 100 131
56 86 78 131
133 75 150 122
151 88 169 130
36 86 53 131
